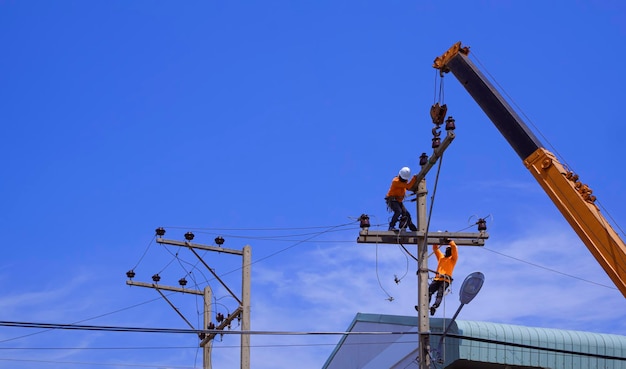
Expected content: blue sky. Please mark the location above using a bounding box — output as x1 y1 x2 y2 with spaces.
1 1 626 368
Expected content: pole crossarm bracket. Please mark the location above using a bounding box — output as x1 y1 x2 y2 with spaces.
356 230 488 246
126 280 204 295
156 237 243 305
199 306 243 347
157 238 244 256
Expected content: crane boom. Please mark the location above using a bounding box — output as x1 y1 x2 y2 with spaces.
435 42 626 298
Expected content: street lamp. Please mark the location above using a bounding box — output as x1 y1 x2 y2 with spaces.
435 271 485 363
459 271 485 304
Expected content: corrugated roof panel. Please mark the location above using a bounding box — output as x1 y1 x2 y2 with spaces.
323 314 626 369
451 320 626 368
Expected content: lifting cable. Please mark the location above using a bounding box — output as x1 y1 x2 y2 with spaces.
432 69 452 323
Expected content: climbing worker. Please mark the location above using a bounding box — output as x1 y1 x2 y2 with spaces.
385 167 418 232
428 238 458 316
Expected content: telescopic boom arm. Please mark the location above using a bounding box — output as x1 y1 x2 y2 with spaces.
435 42 626 298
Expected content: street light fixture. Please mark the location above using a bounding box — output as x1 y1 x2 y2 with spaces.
459 271 485 304
435 272 485 363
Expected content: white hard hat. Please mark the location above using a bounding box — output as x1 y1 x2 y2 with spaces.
399 167 411 180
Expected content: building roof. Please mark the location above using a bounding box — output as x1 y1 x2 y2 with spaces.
322 313 626 369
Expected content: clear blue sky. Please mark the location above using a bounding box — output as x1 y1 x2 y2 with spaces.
1 1 625 368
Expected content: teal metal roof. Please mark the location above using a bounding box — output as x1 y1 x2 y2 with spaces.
322 313 626 369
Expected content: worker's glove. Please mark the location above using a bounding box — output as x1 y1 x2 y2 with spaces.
439 238 450 245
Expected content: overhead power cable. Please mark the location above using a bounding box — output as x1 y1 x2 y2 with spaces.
2 321 622 361
0 320 418 335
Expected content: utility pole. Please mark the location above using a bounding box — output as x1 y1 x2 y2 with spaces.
203 286 212 369
126 229 252 369
357 127 489 369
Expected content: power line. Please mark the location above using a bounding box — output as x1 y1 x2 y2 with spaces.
4 319 624 362
2 321 624 362
482 246 617 290
0 320 417 335
0 357 196 368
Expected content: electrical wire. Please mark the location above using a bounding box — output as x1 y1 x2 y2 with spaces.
178 227 362 244
0 357 197 368
156 247 180 275
481 246 617 290
0 294 168 344
2 327 623 361
393 243 410 283
0 321 422 335
375 243 394 301
162 224 357 231
213 221 358 279
130 234 156 271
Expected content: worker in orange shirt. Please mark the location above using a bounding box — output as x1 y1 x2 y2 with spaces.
428 238 458 315
385 166 418 231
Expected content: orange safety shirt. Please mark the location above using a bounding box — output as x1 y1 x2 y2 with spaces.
433 240 458 281
386 175 417 202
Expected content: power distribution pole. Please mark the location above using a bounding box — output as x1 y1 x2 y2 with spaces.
126 230 251 369
203 286 212 369
415 179 431 369
357 129 489 369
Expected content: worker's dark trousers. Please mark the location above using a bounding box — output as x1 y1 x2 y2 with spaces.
387 200 415 230
429 280 450 308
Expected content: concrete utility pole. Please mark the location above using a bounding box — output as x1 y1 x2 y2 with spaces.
357 129 489 369
203 286 213 369
126 230 251 369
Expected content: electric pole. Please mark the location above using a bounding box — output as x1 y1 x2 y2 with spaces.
357 127 489 369
126 229 252 369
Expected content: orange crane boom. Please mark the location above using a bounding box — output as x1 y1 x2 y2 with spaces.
435 42 626 298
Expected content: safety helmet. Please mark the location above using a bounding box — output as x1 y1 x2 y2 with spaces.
399 167 411 180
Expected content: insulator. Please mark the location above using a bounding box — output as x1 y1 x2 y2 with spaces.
198 332 206 340
216 312 224 323
432 137 441 148
477 218 487 232
155 227 166 236
445 116 456 130
152 274 161 283
358 214 370 229
215 236 225 246
208 322 215 330
126 270 135 279
184 232 195 241
419 153 428 166
178 278 187 287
